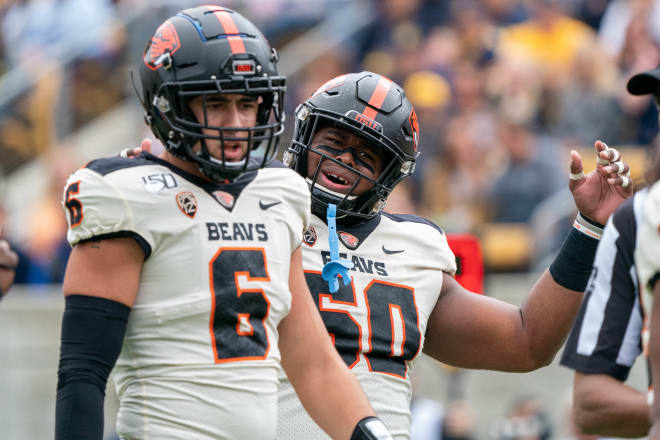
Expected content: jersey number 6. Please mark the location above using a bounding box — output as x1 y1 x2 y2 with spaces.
64 181 83 227
209 248 270 363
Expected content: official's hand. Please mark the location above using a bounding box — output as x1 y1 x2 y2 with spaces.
568 140 633 225
0 236 18 297
118 139 153 158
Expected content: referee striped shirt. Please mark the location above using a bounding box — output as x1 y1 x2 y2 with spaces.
560 189 648 381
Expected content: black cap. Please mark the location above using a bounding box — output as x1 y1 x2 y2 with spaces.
627 65 660 95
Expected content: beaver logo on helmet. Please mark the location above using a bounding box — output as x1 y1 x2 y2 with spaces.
144 21 181 70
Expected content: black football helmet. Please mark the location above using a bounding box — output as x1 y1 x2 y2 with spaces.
283 72 419 220
139 5 286 181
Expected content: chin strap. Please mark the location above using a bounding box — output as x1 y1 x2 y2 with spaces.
351 417 393 440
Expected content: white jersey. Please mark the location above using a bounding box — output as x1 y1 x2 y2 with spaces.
63 153 310 440
277 212 456 440
636 181 660 355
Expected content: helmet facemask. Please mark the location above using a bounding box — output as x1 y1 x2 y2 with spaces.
286 107 409 221
153 73 285 182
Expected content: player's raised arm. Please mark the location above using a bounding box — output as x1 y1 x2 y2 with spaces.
424 141 632 371
279 247 391 440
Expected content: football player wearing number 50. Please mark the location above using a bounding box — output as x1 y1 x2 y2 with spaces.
274 71 634 439
55 7 392 440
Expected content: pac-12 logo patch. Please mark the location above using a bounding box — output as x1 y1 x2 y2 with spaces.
303 226 317 247
338 231 359 249
176 191 197 218
144 20 181 70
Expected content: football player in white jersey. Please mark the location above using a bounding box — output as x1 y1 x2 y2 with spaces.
274 71 634 439
638 181 660 439
55 7 393 440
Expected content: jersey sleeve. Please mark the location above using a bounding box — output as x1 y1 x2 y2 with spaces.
409 216 457 276
382 213 457 276
62 168 154 257
433 228 457 276
561 199 642 381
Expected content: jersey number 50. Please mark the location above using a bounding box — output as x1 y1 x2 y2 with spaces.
305 272 420 378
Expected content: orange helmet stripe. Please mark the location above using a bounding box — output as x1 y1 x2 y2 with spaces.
208 8 246 53
362 76 392 120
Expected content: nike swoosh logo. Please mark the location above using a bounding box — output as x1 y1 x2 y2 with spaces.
259 200 282 210
382 246 404 255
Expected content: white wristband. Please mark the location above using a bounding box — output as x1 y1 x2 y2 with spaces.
573 213 603 240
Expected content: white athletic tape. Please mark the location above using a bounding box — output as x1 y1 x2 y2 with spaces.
613 161 625 174
596 145 621 165
620 175 630 188
569 171 586 180
119 148 130 158
618 163 631 178
609 148 621 162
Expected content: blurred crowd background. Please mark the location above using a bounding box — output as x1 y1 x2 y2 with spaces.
0 0 655 438
2 0 659 283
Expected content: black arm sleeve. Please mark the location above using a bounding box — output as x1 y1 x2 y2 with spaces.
55 295 130 440
351 417 392 440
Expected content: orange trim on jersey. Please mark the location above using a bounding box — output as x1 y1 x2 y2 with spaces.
208 247 271 364
65 180 83 228
363 279 419 379
362 76 392 121
208 9 246 53
307 269 364 369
